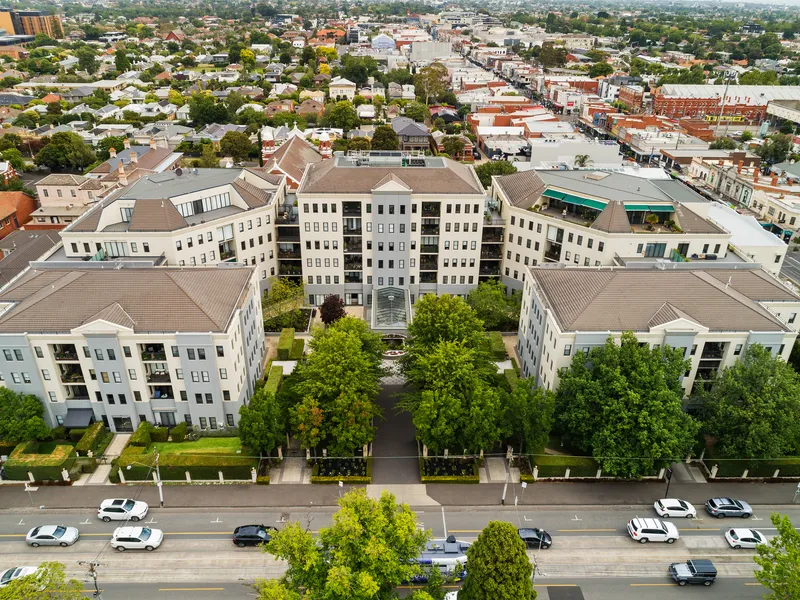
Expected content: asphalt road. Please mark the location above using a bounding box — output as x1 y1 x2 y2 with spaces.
780 250 800 284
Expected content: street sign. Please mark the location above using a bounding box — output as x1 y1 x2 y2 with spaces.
666 468 673 481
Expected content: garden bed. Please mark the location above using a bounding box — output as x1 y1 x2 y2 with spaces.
264 309 313 332
419 457 480 483
309 457 372 484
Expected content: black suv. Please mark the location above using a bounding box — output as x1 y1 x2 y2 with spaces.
232 524 278 547
518 528 552 549
669 559 717 586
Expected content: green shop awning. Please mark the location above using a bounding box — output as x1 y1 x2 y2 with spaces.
582 199 607 211
561 193 587 206
649 205 675 212
624 204 650 211
542 189 565 200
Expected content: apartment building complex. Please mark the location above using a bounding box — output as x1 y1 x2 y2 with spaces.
0 9 62 38
517 265 800 394
60 168 286 287
0 265 265 432
286 152 501 324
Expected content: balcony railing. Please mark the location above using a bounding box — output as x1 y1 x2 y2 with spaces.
220 249 236 260
420 244 439 254
482 232 503 243
343 244 362 254
342 227 362 235
420 259 438 271
420 272 437 283
344 272 363 283
422 204 441 217
60 372 85 384
141 351 167 361
342 204 362 217
279 264 302 275
544 249 560 262
479 265 501 276
146 372 172 384
344 260 363 271
54 351 79 361
275 212 299 225
422 225 440 235
278 249 302 259
276 229 301 242
480 248 502 259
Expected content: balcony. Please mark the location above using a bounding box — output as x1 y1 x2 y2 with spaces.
420 272 437 283
60 367 85 384
219 240 236 261
342 202 362 217
146 369 171 384
276 227 301 242
344 258 363 270
344 272 363 284
150 386 174 400
342 226 362 236
700 342 725 360
479 264 501 276
343 239 363 253
275 206 299 224
422 224 440 236
279 263 302 276
481 231 503 243
544 249 561 262
141 344 166 362
53 345 79 362
420 257 438 271
278 248 302 259
480 247 502 260
422 203 441 218
420 244 439 254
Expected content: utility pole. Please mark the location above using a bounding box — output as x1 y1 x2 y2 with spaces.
713 71 736 139
79 560 103 599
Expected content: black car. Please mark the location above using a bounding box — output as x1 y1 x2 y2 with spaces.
518 528 552 549
669 559 717 586
232 524 278 547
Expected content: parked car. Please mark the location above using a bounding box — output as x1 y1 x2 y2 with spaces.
705 498 752 519
669 559 717 586
232 524 278 547
110 526 163 552
25 525 80 547
0 566 38 587
627 518 679 544
654 499 697 519
98 498 149 522
518 528 552 549
725 528 765 549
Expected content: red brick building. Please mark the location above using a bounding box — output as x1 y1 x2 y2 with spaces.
0 192 36 240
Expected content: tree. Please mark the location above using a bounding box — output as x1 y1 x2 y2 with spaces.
196 144 219 168
189 94 230 126
370 125 399 150
0 388 50 444
238 387 283 457
1 148 24 171
573 154 592 168
348 137 371 151
96 135 126 161
441 136 465 158
505 378 555 454
327 391 381 455
556 332 698 477
321 101 360 132
262 277 304 327
700 344 800 460
709 137 738 150
263 489 429 600
220 131 253 162
414 63 448 104
115 49 131 72
474 161 517 189
460 521 535 600
754 513 800 599
588 61 613 78
467 279 519 331
757 134 794 164
34 132 96 170
240 48 256 70
0 561 83 600
404 101 429 123
406 293 485 352
75 47 98 74
290 396 324 451
319 294 346 325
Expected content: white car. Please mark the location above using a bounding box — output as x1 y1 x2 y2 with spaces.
725 528 766 549
654 498 697 519
98 498 148 522
110 526 164 552
627 517 679 544
0 566 38 587
444 593 458 600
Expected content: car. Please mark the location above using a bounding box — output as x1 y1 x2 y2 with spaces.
98 498 149 522
25 525 80 547
627 518 679 544
518 527 552 549
705 497 752 519
669 559 717 586
654 499 697 519
232 524 278 547
0 566 38 587
444 593 458 600
725 528 766 549
110 526 163 551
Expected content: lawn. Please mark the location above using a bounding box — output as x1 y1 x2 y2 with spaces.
150 437 242 456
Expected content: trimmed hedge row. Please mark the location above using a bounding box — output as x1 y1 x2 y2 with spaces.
533 455 599 478
503 368 518 391
311 458 372 484
0 442 16 457
118 446 256 481
277 328 295 360
151 427 169 443
170 422 188 443
290 338 304 360
707 457 800 478
264 365 283 394
3 441 76 481
418 458 480 483
129 421 153 447
487 331 506 361
69 428 87 442
75 423 106 455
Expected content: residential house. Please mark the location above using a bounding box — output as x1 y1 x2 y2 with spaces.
188 124 248 150
357 104 376 120
131 123 193 149
300 89 326 103
86 139 183 190
265 99 295 116
0 192 36 239
297 99 324 118
432 131 473 161
391 117 433 152
329 77 357 102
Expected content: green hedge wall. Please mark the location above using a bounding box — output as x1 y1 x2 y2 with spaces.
68 428 87 442
3 442 76 481
170 422 188 443
503 368 519 391
290 338 305 360
75 423 105 455
533 455 599 478
264 365 283 394
151 427 169 443
707 457 800 478
277 328 295 360
118 448 255 481
418 458 480 484
0 442 16 457
129 422 153 447
487 331 506 361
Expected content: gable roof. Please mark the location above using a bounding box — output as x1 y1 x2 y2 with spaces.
127 198 188 232
263 136 322 185
494 171 546 209
591 200 631 233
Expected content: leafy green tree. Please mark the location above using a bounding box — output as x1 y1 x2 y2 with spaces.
240 48 256 70
441 136 465 158
1 148 24 171
757 134 794 163
588 61 613 78
263 489 429 599
414 63 448 104
556 332 698 477
406 293 486 351
505 378 555 454
348 137 371 151
755 513 800 599
370 125 399 150
34 132 96 170
404 101 429 123
115 49 131 72
460 521 535 600
474 161 517 188
96 135 126 160
262 276 304 328
290 396 324 451
0 561 83 600
321 101 360 131
196 144 219 168
189 94 230 126
466 280 520 331
75 47 98 74
328 391 381 455
0 388 50 443
710 137 738 150
238 387 283 456
700 344 800 459
220 131 253 161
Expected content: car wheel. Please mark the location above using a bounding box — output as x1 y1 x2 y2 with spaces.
145 546 155 551
742 513 751 519
687 514 695 519
131 516 140 522
60 542 68 547
237 542 246 548
716 513 725 519
678 581 687 586
116 546 126 552
734 544 741 549
666 538 676 544
639 538 648 544
541 544 550 549
102 516 111 522
30 542 39 547
703 580 713 586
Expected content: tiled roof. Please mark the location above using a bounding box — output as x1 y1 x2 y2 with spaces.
591 200 631 233
494 171 546 208
127 198 188 232
0 267 254 334
232 179 271 208
0 231 60 287
37 174 89 186
264 136 322 184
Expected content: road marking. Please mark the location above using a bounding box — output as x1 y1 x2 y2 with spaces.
631 583 674 587
571 515 582 521
17 519 24 526
534 584 577 587
211 517 223 524
744 583 763 586
752 515 763 521
81 519 91 525
441 507 448 538
158 588 225 592
523 515 532 522
146 518 158 524
556 528 616 532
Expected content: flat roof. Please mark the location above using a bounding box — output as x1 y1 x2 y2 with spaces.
707 203 787 248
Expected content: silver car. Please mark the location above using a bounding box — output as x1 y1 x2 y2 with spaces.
26 525 80 547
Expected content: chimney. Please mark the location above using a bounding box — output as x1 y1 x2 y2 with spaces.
754 170 759 183
772 175 778 187
123 138 131 149
737 160 743 174
789 179 793 187
129 151 138 164
109 147 117 159
117 161 128 186
149 137 157 150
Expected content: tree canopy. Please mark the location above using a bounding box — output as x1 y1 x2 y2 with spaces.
319 294 346 325
466 280 521 331
238 386 283 457
0 561 83 600
754 513 800 599
220 131 253 162
0 388 49 444
321 101 360 131
34 132 96 170
475 161 517 189
370 125 399 151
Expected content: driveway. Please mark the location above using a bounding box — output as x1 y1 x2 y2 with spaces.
371 383 419 484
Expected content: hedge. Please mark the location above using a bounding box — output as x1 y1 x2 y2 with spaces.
277 328 295 360
49 427 67 442
311 458 372 484
75 456 98 474
290 338 305 360
118 449 256 481
264 365 283 394
0 442 16 457
129 421 153 447
533 455 599 478
75 423 105 455
3 441 76 481
69 428 87 442
504 368 519 391
151 427 169 443
706 457 800 478
487 331 506 361
419 458 480 484
170 422 188 443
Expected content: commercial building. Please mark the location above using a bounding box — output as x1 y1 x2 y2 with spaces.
517 265 800 393
0 9 62 38
652 85 800 122
0 264 264 432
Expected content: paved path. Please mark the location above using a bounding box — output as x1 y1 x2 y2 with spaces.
371 384 419 484
74 433 130 486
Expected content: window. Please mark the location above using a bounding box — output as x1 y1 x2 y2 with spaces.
113 372 122 383
128 369 137 380
219 368 227 379
2 349 10 361
119 394 127 405
41 369 50 380
198 348 206 360
187 348 196 360
226 414 235 427
176 240 182 251
123 346 131 358
690 344 697 356
49 392 57 403
209 417 217 429
11 373 19 384
135 391 142 402
202 371 210 382
34 346 43 358
180 391 188 402
195 393 203 404
205 393 213 404
790 313 797 324
101 372 109 383
191 371 200 383
172 346 179 357
107 349 116 361
598 241 604 252
107 394 115 404
95 349 103 360
176 369 183 380
199 417 208 429
89 369 96 380
734 344 743 356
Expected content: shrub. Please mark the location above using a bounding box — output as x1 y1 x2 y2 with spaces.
0 442 16 457
75 456 98 473
264 365 283 394
50 426 67 441
75 423 105 455
706 457 800 478
3 442 76 481
151 427 169 443
533 455 599 478
418 457 480 483
290 338 304 360
311 458 372 484
108 458 120 483
95 431 114 456
170 422 188 443
277 328 295 360
120 450 255 481
68 428 87 442
129 421 153 447
256 475 270 484
504 368 519 391
487 331 506 361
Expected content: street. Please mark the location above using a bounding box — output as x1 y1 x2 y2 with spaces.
780 250 800 284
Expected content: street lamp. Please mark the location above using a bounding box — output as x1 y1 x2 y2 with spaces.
126 452 163 508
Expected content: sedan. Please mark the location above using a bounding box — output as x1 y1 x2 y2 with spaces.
232 524 278 547
98 498 148 522
725 528 766 549
705 498 752 519
0 566 38 587
518 527 552 549
26 525 80 547
654 499 697 519
110 526 163 552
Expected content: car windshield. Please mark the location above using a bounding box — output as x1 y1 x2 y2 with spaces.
29 527 40 536
630 522 639 532
733 500 743 509
1 569 18 584
729 530 739 540
123 500 136 511
53 526 66 538
139 528 151 541
678 500 688 509
656 500 664 509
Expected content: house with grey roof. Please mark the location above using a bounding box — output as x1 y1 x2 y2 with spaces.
391 117 433 152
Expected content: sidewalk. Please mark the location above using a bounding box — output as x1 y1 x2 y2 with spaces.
1 479 797 511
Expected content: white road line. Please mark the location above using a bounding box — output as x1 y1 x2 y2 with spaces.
146 518 158 524
81 519 91 525
441 507 448 538
571 515 582 521
211 517 223 524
